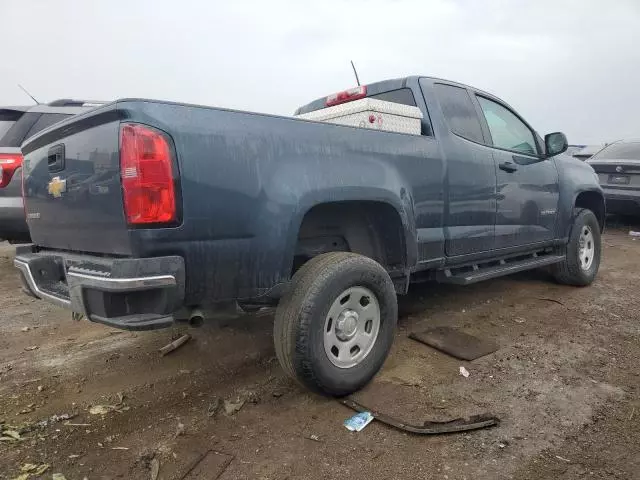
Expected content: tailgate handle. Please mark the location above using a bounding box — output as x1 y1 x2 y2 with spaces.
47 144 65 172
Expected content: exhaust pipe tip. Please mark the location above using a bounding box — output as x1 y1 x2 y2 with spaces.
188 309 205 327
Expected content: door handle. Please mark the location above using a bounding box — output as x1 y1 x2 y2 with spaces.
499 161 518 173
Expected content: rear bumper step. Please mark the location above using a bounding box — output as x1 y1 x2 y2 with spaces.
14 246 185 330
437 253 564 285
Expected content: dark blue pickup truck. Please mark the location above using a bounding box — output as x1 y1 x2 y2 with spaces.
14 76 604 396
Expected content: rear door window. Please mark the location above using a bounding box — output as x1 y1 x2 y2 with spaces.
0 112 40 147
477 96 538 155
0 121 16 139
24 113 71 139
433 83 484 143
0 110 25 144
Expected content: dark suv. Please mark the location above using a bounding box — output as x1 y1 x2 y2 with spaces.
0 100 104 242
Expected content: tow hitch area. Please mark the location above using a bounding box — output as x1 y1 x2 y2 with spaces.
14 246 185 331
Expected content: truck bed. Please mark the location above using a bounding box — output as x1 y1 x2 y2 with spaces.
21 98 443 304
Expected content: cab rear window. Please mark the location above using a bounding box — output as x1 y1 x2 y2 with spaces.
369 88 417 107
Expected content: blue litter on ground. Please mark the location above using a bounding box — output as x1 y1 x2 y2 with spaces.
344 411 374 432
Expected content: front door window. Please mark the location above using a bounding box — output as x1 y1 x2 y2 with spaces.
477 96 537 155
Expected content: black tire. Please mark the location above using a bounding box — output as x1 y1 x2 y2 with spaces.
551 208 601 286
274 252 397 396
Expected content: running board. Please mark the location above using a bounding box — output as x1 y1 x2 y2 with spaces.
437 254 565 285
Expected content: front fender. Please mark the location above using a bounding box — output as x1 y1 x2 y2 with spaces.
555 155 604 238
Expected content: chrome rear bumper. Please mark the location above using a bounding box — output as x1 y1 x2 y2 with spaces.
14 247 185 330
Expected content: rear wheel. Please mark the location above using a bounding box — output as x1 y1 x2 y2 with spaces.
551 208 601 286
274 252 397 396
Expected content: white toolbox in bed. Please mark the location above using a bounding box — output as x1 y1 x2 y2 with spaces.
295 98 423 135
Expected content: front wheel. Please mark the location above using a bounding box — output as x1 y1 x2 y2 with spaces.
274 252 397 396
551 208 602 286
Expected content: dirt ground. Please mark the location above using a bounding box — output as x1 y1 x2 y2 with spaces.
1 221 639 480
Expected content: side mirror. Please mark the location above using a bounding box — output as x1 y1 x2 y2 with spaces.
544 132 568 157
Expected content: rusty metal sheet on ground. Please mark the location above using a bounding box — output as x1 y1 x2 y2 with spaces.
158 449 234 480
409 326 498 360
181 450 234 479
341 398 499 434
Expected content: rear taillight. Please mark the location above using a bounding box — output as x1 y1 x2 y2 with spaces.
0 153 23 188
325 86 367 107
119 124 177 225
21 165 26 219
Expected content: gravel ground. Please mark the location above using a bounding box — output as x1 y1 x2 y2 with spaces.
0 221 639 480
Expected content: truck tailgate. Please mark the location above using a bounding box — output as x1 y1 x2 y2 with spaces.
21 106 133 255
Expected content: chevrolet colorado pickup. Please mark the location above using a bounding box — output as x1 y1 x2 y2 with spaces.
14 76 604 396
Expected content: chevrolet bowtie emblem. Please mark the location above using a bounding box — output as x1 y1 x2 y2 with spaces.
48 176 67 198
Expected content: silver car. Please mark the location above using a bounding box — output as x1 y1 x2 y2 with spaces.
0 100 104 242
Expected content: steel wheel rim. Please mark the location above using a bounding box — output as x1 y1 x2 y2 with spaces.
323 286 381 369
578 225 595 270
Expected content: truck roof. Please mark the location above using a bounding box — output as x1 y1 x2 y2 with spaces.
295 75 498 115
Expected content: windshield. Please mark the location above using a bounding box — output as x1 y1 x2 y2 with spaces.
590 142 640 161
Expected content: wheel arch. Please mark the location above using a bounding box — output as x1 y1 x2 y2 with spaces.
574 190 606 232
286 197 417 279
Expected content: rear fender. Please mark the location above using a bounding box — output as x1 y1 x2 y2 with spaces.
256 161 417 281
